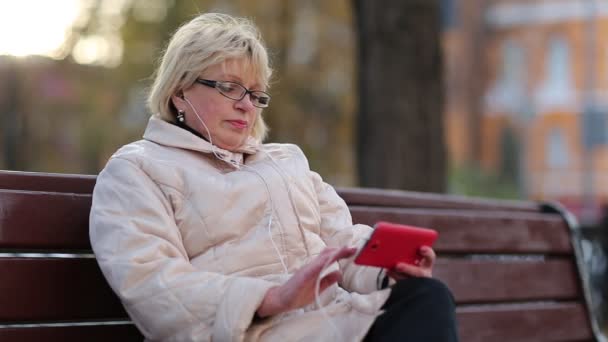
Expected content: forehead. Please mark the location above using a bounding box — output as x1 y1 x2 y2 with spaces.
205 58 264 87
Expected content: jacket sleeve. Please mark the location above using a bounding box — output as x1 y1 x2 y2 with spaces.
309 170 381 294
90 157 275 341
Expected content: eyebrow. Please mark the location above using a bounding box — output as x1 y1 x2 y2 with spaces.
221 74 263 89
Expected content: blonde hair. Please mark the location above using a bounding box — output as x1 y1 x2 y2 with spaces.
147 13 272 141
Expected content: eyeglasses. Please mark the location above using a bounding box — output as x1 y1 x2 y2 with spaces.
195 78 271 108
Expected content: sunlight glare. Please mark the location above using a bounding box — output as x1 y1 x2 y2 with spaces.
0 0 83 58
73 34 123 67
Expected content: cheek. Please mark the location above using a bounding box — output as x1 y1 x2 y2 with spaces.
199 102 224 124
248 112 259 131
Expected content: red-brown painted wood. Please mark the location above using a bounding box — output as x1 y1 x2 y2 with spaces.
0 192 571 254
338 187 539 212
0 190 92 250
0 256 581 323
0 324 142 342
0 258 127 322
0 171 595 341
457 302 593 342
0 170 96 194
434 258 581 303
351 206 573 254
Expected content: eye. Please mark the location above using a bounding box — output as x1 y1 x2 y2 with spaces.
217 82 241 94
256 96 270 105
252 92 270 105
217 82 245 100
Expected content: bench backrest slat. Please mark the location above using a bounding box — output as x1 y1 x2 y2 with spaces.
338 187 540 212
435 258 580 303
0 171 95 194
0 191 573 255
457 302 593 342
0 256 582 323
0 190 92 251
351 206 573 254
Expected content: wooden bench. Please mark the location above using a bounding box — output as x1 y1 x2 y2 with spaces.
0 170 602 341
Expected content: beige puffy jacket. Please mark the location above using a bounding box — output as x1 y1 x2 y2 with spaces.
90 116 390 342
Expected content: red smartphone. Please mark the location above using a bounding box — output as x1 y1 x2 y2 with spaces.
354 221 438 269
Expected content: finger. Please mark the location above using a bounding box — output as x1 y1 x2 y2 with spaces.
330 246 357 262
394 262 430 278
290 251 332 284
419 246 436 259
387 270 408 280
311 248 341 270
319 270 342 292
316 247 356 271
303 247 357 280
418 246 436 268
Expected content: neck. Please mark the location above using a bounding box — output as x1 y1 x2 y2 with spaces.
174 120 210 143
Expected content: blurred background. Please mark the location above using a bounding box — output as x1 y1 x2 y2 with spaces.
0 0 606 335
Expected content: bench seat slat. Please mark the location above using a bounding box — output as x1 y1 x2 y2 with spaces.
434 259 581 303
0 258 127 322
0 302 592 342
1 303 591 342
0 324 142 342
457 302 593 341
351 206 573 254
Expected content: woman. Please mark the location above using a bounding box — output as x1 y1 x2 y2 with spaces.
90 13 458 342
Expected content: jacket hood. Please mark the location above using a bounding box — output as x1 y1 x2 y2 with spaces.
143 115 260 165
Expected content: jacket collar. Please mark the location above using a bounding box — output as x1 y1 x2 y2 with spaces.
143 116 260 163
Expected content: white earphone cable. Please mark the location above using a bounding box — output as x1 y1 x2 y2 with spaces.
184 97 289 274
183 98 342 340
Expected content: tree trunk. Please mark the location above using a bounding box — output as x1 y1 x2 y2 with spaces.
353 0 445 192
0 58 23 170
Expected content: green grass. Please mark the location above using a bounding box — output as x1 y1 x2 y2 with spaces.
448 164 522 200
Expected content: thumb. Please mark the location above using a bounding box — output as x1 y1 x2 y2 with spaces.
394 263 429 278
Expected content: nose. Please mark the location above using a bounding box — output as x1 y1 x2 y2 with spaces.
235 93 256 112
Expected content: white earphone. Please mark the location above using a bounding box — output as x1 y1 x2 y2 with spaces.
181 94 289 274
180 94 343 339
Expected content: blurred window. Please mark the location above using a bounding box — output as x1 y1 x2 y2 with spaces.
484 39 527 114
535 36 575 111
441 0 458 29
546 128 569 168
547 37 572 90
503 40 525 92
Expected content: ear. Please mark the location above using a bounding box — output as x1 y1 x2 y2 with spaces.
170 92 185 110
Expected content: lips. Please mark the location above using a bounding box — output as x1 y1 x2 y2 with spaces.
227 120 248 129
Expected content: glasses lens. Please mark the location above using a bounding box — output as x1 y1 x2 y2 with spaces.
216 82 246 100
251 92 271 108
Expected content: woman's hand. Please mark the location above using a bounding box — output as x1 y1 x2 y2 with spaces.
387 246 436 280
256 246 357 318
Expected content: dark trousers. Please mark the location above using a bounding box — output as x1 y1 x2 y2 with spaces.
363 277 459 342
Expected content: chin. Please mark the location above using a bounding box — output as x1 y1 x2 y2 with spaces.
216 136 246 151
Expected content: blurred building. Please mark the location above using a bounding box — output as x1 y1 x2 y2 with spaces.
444 0 608 224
